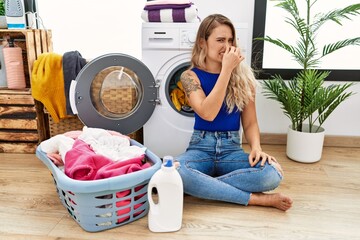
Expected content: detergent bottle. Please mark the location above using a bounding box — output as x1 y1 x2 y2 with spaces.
2 38 26 89
147 155 183 232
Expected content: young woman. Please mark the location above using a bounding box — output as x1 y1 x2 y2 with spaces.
176 14 292 211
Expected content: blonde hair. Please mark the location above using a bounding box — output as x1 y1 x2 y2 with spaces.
191 14 258 112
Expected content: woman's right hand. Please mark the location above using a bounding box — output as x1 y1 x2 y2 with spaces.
221 46 244 72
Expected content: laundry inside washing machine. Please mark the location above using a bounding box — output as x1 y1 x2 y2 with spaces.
167 65 194 116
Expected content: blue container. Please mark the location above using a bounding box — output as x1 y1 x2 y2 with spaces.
36 139 162 232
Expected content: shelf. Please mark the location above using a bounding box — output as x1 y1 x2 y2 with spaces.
0 29 52 153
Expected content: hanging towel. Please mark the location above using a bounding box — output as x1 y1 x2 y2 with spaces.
31 53 68 123
141 3 200 22
62 51 87 115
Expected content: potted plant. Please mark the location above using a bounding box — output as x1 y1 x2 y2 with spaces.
0 0 7 29
256 0 360 163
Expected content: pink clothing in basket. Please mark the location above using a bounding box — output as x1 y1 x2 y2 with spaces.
115 185 146 224
65 139 150 181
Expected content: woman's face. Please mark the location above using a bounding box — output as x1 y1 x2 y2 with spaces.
204 24 234 65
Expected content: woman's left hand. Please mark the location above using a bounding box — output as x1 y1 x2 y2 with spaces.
248 149 277 167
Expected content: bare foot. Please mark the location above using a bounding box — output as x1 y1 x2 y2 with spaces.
248 193 293 211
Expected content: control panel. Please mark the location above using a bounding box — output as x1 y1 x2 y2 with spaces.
180 29 197 49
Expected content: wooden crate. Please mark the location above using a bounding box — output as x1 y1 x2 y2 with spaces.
0 29 53 153
0 89 38 153
0 29 52 88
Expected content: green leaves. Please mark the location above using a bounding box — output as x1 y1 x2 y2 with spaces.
259 1 360 69
317 83 354 126
0 0 4 16
322 37 360 57
257 36 296 55
313 3 360 30
257 0 359 132
261 69 355 132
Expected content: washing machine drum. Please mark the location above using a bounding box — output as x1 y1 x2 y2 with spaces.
70 53 157 135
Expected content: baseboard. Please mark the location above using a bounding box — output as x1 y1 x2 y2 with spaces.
242 133 360 148
323 135 360 148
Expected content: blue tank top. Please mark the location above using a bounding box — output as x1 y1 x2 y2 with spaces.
192 68 241 131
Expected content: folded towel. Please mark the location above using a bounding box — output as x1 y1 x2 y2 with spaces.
141 4 200 22
144 3 192 11
145 0 191 6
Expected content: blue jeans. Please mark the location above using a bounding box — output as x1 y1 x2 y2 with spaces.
176 130 283 205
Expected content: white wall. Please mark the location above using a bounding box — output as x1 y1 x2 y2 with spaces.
36 0 360 137
35 0 253 60
36 0 146 60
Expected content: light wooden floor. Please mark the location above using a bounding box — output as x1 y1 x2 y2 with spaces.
1 144 360 240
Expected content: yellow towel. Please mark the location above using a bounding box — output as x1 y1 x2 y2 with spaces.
171 88 185 111
31 53 67 123
170 81 190 111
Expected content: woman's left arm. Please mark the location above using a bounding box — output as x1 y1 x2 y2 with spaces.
241 98 276 167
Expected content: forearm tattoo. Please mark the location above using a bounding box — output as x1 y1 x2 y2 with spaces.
181 72 201 98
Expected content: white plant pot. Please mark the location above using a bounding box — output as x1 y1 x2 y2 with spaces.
0 16 7 29
286 124 325 163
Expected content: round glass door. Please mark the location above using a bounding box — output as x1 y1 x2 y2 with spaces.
73 53 156 135
90 66 142 119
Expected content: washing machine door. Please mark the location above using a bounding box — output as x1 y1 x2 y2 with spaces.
69 53 157 135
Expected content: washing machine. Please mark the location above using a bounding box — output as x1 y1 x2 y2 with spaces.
69 22 250 159
68 23 197 160
141 22 199 158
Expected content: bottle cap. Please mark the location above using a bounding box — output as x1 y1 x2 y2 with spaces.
163 155 174 167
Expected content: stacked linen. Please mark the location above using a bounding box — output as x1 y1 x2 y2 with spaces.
141 0 200 23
